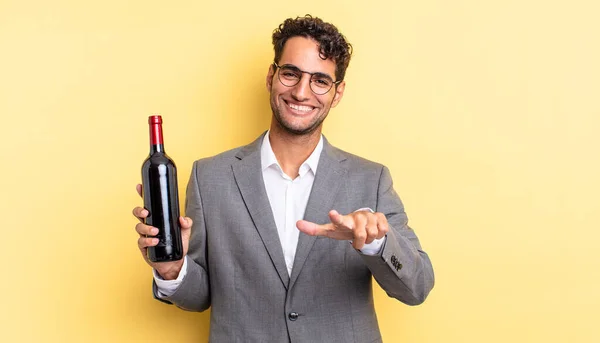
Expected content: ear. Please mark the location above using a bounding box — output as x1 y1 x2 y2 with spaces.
330 80 346 108
266 64 275 92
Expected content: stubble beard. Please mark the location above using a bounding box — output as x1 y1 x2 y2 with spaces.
270 96 331 136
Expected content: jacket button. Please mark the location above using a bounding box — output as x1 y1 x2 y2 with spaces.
288 312 299 321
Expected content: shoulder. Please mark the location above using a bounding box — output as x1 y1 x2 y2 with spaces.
191 133 264 175
326 143 388 177
325 143 398 205
190 146 244 175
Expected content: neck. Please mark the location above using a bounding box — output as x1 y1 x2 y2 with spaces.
268 122 322 179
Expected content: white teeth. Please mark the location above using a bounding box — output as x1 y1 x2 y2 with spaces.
288 103 314 112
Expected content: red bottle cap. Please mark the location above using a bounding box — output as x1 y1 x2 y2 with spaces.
148 115 164 145
148 115 163 124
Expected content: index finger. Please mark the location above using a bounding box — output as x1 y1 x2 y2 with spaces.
136 184 142 197
296 220 332 236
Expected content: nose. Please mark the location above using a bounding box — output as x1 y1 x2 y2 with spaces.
291 74 311 101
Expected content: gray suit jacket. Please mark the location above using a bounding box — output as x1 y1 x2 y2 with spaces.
154 133 434 343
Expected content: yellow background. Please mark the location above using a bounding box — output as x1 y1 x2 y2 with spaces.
1 0 599 342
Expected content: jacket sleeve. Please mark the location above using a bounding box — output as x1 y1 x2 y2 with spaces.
152 160 212 311
359 166 435 305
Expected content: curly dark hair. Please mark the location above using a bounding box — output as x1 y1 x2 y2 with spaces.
272 15 353 82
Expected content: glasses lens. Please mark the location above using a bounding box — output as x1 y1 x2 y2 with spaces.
276 64 336 95
278 66 301 87
310 74 334 95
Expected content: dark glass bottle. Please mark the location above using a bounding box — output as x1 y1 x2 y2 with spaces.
141 115 183 262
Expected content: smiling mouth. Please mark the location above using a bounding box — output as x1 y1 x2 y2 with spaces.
285 100 316 114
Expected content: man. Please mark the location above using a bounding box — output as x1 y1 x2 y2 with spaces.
133 15 434 343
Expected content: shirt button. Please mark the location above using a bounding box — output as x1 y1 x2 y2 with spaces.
288 312 299 321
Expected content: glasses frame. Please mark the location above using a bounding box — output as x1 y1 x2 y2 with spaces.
272 62 342 95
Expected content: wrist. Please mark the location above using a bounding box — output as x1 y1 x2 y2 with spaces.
157 259 184 280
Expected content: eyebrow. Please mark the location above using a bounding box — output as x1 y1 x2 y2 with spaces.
281 64 334 80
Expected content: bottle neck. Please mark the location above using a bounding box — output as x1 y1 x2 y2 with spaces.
149 123 165 154
150 143 164 154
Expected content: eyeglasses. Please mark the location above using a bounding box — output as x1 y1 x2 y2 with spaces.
273 62 341 95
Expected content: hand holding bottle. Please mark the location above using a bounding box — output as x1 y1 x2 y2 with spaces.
135 115 189 280
133 184 193 280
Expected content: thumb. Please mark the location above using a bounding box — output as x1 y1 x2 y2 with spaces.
328 210 344 226
179 216 193 230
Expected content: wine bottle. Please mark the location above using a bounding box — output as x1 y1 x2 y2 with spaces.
141 115 183 262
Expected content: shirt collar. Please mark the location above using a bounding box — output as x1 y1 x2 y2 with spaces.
261 131 323 177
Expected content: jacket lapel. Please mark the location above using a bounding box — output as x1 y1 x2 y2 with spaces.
289 138 347 289
232 133 290 289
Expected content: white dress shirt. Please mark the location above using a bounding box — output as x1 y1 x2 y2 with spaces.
261 132 318 275
154 132 385 296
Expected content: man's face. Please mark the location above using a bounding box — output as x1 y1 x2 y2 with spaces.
266 36 345 136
